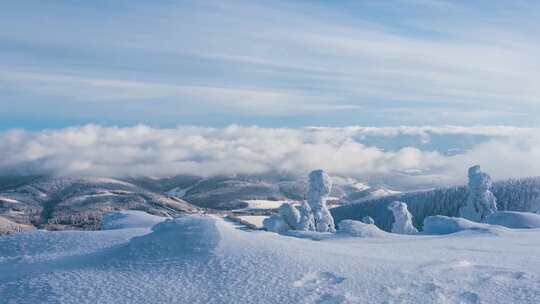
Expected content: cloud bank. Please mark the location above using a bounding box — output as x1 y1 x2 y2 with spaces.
1 125 538 187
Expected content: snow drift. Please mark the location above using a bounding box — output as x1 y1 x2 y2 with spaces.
100 211 167 230
422 215 506 235
483 211 540 229
119 215 220 260
337 220 387 238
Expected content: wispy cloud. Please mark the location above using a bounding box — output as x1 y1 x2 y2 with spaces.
0 0 539 128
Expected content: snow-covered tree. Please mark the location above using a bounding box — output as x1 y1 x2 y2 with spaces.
459 165 497 222
361 216 375 225
263 202 301 232
297 201 315 231
264 170 338 234
278 203 301 230
307 169 336 233
332 176 540 232
388 201 418 234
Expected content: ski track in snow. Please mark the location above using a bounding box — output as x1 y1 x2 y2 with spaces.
1 215 540 303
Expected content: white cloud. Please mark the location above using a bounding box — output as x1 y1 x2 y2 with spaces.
1 125 538 187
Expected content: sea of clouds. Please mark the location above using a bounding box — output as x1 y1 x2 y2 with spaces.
0 125 538 187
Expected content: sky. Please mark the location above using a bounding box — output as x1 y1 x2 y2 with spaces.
1 0 539 130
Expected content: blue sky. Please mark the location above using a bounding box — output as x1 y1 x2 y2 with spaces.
1 0 539 130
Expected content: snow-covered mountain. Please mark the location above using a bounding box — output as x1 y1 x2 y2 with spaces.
0 173 409 234
145 174 396 210
0 177 198 233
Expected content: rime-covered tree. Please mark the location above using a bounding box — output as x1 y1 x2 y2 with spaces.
459 165 497 222
307 169 336 233
388 201 418 234
332 176 540 232
298 201 315 231
278 203 301 230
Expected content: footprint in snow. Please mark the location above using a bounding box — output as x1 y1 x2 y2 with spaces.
293 272 356 304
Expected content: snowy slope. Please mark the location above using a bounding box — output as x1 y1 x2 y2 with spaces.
1 215 540 303
164 174 378 210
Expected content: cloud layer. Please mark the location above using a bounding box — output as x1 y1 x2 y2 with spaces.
1 125 538 187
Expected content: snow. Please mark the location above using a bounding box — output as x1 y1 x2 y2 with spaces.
460 165 497 222
262 214 290 233
165 186 191 198
388 201 418 234
2 215 540 303
0 217 35 235
307 169 335 233
0 196 20 204
369 188 401 198
236 215 267 228
361 216 375 225
100 210 168 230
337 220 388 238
236 199 290 210
483 211 540 229
423 215 507 235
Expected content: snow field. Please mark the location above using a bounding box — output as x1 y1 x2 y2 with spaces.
2 213 540 303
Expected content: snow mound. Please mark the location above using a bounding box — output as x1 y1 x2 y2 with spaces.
423 216 506 235
100 211 168 230
337 220 387 238
483 211 540 229
119 215 220 260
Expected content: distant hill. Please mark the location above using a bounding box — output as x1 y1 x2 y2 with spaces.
0 177 198 233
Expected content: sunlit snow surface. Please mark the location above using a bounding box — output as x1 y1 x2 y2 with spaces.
1 214 540 303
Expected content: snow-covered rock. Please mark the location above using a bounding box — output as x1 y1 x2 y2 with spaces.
307 170 336 233
337 220 387 238
483 211 540 229
100 211 168 230
460 165 497 222
388 201 418 234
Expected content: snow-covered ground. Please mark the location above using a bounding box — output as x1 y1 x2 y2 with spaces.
237 215 268 228
2 213 540 303
235 199 292 211
0 196 20 204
